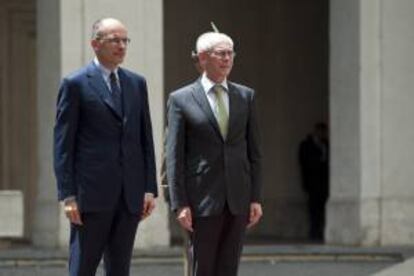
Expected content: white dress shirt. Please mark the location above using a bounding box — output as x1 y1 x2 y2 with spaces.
200 73 230 117
93 57 120 93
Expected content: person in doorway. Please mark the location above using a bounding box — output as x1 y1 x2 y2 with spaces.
166 31 263 276
54 17 157 275
298 122 329 241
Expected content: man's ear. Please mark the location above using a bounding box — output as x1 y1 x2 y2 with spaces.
198 52 208 66
91 39 99 51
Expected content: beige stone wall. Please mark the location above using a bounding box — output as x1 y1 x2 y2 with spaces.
380 0 414 245
328 0 414 245
0 191 23 237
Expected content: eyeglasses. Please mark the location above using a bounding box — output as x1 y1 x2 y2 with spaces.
209 50 236 59
98 37 131 45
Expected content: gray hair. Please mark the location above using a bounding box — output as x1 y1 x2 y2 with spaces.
91 18 106 39
196 32 234 54
91 18 123 40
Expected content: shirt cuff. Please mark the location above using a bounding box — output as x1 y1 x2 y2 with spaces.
63 196 76 204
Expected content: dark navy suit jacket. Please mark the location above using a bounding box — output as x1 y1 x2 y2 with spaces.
54 62 157 214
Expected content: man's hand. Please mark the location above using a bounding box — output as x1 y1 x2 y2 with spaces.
141 193 156 220
63 199 83 225
247 202 263 228
177 207 193 232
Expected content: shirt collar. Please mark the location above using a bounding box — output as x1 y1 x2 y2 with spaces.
93 57 119 79
201 72 228 95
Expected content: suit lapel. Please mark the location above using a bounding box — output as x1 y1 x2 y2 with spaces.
190 80 223 140
87 63 122 120
227 82 238 141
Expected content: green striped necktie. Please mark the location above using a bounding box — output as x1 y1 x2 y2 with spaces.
213 84 228 139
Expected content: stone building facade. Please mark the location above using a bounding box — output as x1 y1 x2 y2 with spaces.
0 0 413 248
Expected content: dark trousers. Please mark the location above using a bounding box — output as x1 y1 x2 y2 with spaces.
308 196 327 241
69 199 140 276
191 205 248 276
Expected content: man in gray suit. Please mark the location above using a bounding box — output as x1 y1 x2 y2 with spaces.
166 31 263 276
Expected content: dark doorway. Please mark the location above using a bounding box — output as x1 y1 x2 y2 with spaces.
164 0 329 244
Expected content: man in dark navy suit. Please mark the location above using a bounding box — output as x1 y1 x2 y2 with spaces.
54 18 157 276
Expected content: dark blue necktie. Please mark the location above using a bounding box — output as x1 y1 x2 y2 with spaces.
109 72 123 116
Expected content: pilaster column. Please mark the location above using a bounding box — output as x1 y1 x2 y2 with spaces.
328 0 414 246
33 0 61 247
327 0 382 245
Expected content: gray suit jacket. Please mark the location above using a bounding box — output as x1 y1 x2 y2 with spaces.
166 79 262 217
